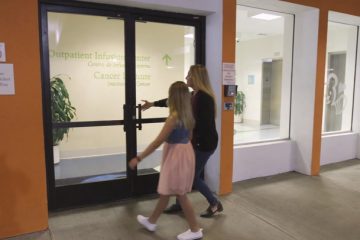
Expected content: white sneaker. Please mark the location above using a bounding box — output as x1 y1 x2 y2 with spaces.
177 228 203 240
137 215 157 232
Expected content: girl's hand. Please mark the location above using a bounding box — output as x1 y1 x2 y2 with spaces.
129 157 140 170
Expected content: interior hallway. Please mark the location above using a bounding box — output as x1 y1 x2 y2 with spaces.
7 159 360 240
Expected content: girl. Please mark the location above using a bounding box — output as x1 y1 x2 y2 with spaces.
141 65 222 218
129 81 203 240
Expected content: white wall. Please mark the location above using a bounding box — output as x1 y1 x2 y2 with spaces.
353 29 360 160
355 31 360 159
203 2 223 192
233 141 293 182
320 133 358 165
290 9 319 175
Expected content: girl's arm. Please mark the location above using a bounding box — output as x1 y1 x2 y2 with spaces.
129 114 177 169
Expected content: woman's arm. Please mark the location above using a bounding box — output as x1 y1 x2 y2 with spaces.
141 98 168 111
129 114 176 169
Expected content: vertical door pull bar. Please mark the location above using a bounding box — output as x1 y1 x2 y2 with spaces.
136 104 142 130
123 104 127 132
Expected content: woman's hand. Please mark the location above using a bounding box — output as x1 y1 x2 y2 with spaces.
129 157 140 170
141 100 154 111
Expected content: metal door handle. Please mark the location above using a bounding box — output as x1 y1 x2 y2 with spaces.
136 104 142 130
123 104 127 132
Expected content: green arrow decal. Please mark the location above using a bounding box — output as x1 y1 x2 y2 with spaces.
162 54 172 66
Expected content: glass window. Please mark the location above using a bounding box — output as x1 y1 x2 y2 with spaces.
234 6 294 144
322 21 358 133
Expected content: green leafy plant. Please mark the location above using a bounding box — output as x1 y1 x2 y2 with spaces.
234 91 246 115
50 75 76 145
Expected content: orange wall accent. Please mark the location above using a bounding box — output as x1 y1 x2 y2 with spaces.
219 0 236 195
0 0 48 238
310 10 328 175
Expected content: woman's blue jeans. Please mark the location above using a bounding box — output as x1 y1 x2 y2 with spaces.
193 149 218 206
175 149 218 207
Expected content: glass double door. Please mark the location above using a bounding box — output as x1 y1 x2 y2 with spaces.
41 3 202 209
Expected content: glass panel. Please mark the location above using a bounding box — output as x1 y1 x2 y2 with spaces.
135 22 195 118
322 22 358 133
54 126 126 186
234 6 294 144
48 12 125 122
136 123 164 175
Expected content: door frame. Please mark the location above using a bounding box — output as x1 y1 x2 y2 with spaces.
40 0 205 210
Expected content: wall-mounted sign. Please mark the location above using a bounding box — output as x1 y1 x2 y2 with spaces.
224 102 234 110
0 64 15 95
222 62 235 85
248 74 255 85
0 43 5 62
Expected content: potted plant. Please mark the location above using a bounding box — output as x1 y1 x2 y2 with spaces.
234 90 245 123
50 75 76 164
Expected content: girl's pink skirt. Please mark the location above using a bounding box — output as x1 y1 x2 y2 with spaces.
157 142 195 195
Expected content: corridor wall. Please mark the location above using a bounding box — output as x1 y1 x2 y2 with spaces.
232 0 360 182
284 0 360 168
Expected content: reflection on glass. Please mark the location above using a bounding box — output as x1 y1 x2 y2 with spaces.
54 126 126 186
136 123 164 175
322 22 358 133
234 6 294 144
48 12 125 122
135 22 195 118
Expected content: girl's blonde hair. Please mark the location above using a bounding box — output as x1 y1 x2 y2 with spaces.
168 81 195 131
189 64 217 116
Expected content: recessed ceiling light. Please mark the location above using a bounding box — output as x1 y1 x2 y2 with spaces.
251 13 281 21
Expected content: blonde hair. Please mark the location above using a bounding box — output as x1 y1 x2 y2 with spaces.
189 64 217 116
168 81 195 131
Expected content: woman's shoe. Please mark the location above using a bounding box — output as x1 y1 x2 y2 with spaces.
177 228 203 240
200 201 223 218
163 203 182 214
137 215 157 232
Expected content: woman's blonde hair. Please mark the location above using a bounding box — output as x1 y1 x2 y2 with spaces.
189 64 217 116
168 81 195 131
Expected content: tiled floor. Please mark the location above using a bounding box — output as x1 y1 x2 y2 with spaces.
7 159 360 240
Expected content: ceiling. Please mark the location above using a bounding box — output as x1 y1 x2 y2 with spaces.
236 5 288 42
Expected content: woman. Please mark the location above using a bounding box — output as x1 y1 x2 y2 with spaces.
141 64 223 218
129 81 203 240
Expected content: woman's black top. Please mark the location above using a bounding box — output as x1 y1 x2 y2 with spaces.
153 90 218 152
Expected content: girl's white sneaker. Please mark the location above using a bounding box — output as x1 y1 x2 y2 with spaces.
177 228 203 240
136 215 157 232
